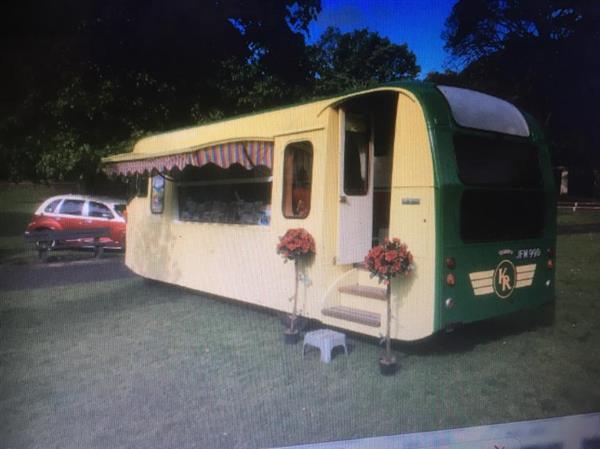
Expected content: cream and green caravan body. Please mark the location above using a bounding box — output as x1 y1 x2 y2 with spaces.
103 82 556 342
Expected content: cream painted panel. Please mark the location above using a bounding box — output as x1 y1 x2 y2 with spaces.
389 188 436 341
392 94 434 188
132 101 332 156
122 89 438 340
125 130 344 319
388 92 436 341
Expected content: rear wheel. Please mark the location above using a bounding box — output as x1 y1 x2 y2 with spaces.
34 228 56 249
33 228 56 261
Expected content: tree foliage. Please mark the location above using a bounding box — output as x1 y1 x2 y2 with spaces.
438 0 600 167
0 0 321 182
0 1 422 183
310 27 420 95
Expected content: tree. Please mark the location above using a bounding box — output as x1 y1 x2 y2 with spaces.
441 1 600 168
309 27 420 96
0 0 321 182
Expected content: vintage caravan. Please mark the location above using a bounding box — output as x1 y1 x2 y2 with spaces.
103 82 556 342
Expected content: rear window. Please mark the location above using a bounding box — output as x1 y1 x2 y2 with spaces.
438 85 530 137
461 190 545 242
454 134 542 188
44 199 62 213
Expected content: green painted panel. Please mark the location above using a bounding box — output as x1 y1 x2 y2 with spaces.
399 83 556 333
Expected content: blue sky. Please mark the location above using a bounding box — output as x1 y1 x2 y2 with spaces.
307 0 456 77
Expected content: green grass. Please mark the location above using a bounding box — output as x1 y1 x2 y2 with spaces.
558 209 600 225
1 184 600 448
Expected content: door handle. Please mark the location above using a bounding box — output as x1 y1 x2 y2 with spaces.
339 195 348 204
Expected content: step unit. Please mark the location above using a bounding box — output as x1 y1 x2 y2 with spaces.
321 305 381 327
320 276 388 328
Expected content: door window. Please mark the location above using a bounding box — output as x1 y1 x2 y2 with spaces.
88 201 114 219
59 199 84 216
282 142 313 219
344 114 370 195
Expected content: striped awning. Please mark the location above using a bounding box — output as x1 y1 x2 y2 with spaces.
103 140 274 176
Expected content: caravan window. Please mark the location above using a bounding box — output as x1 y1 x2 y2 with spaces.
178 164 272 225
282 142 313 219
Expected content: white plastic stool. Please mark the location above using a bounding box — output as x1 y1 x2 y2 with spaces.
302 329 348 363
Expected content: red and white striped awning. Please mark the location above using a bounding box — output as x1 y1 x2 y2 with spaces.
103 140 274 176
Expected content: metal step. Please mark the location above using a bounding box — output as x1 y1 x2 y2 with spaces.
338 284 387 301
322 305 381 327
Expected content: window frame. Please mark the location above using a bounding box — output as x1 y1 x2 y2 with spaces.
282 140 314 220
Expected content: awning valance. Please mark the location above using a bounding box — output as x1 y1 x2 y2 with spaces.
103 140 274 176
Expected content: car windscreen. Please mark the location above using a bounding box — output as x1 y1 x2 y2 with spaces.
113 204 126 217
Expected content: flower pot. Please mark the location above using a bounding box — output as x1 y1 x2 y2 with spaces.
283 328 300 345
379 355 397 376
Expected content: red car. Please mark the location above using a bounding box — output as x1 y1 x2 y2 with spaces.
25 195 127 250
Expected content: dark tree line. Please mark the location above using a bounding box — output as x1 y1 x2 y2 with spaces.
0 0 419 184
2 0 596 185
429 0 600 170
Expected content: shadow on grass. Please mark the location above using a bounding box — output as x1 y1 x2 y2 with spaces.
105 277 558 361
395 302 556 356
310 302 557 359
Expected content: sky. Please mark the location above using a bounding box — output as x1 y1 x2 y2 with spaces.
307 0 456 77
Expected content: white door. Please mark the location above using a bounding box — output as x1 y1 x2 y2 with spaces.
337 109 374 264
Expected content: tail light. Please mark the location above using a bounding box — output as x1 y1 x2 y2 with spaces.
445 257 457 286
547 247 554 270
446 273 456 286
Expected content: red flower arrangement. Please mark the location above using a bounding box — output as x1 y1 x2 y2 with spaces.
277 228 316 261
364 238 414 284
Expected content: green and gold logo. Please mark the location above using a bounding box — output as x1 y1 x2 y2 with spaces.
493 259 516 299
469 262 536 298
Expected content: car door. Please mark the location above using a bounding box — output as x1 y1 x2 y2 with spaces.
56 199 86 245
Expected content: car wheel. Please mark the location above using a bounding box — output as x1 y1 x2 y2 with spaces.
34 229 56 250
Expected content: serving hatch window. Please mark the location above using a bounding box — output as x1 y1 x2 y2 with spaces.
177 163 272 225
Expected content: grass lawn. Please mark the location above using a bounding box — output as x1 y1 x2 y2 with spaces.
1 185 600 448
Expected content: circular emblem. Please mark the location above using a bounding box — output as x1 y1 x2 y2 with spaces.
493 259 516 299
